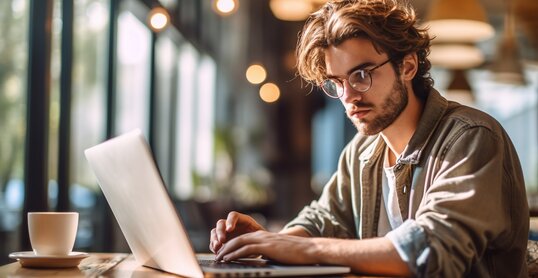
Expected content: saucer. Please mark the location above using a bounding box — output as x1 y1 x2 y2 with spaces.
9 251 90 268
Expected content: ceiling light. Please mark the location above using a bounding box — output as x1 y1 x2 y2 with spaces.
445 69 474 105
269 0 313 21
514 0 538 48
213 0 239 16
147 7 169 32
489 10 526 85
429 44 484 69
425 0 494 43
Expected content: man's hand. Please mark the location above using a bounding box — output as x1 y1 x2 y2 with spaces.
209 211 265 253
214 232 411 276
215 230 320 264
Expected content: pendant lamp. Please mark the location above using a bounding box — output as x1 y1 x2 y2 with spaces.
446 69 475 105
428 44 484 69
490 4 526 85
425 0 495 43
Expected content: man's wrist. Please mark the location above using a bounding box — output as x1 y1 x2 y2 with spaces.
307 237 345 266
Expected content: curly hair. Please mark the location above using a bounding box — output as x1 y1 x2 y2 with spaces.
296 0 433 99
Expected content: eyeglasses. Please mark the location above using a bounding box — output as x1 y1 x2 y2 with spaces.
320 58 392 98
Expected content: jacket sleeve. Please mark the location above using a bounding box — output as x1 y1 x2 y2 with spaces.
389 125 527 277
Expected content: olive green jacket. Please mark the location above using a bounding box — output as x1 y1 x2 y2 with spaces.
285 89 529 277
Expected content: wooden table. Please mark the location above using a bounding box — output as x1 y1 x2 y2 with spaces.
0 253 130 277
0 253 371 277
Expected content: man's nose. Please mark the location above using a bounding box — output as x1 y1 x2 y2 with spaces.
340 80 363 103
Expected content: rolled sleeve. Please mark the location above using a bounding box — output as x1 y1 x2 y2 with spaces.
386 219 429 276
284 197 355 238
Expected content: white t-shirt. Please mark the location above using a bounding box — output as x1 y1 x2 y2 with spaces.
377 146 404 236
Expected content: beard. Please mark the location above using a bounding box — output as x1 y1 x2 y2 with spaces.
350 79 409 135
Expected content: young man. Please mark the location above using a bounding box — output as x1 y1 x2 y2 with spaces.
209 0 529 276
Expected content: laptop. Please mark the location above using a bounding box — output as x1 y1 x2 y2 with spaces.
84 129 351 277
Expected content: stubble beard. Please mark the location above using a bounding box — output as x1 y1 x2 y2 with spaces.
351 79 409 136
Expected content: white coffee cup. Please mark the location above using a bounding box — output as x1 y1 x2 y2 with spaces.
28 212 79 256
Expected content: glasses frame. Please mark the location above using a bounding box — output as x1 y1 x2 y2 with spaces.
321 58 392 99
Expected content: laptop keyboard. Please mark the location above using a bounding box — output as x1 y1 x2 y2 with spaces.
199 259 269 269
199 259 276 278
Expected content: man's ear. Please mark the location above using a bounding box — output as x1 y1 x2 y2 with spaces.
400 53 418 81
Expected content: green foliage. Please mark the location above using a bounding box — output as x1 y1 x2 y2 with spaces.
0 0 29 193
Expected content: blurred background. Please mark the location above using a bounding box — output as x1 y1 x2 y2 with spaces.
0 0 537 263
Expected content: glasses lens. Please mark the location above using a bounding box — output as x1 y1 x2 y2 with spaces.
349 69 371 92
321 79 342 98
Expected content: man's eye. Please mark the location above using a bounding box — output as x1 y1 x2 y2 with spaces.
351 70 367 81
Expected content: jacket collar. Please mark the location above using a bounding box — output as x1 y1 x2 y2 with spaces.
399 88 448 164
358 89 448 164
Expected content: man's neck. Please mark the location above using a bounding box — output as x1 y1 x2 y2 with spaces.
381 88 424 166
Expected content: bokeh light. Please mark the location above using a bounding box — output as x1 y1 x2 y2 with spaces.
259 83 280 103
214 0 238 16
148 7 169 32
246 64 267 84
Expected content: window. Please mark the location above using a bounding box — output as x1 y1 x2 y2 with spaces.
154 35 177 186
173 44 217 200
71 0 109 249
0 0 226 262
175 43 199 198
0 0 29 264
194 55 216 192
115 10 151 136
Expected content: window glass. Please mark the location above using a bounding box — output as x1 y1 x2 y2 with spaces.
172 48 217 200
115 10 151 136
48 0 62 209
154 35 177 187
0 0 29 264
71 0 109 250
194 55 216 192
174 43 199 199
